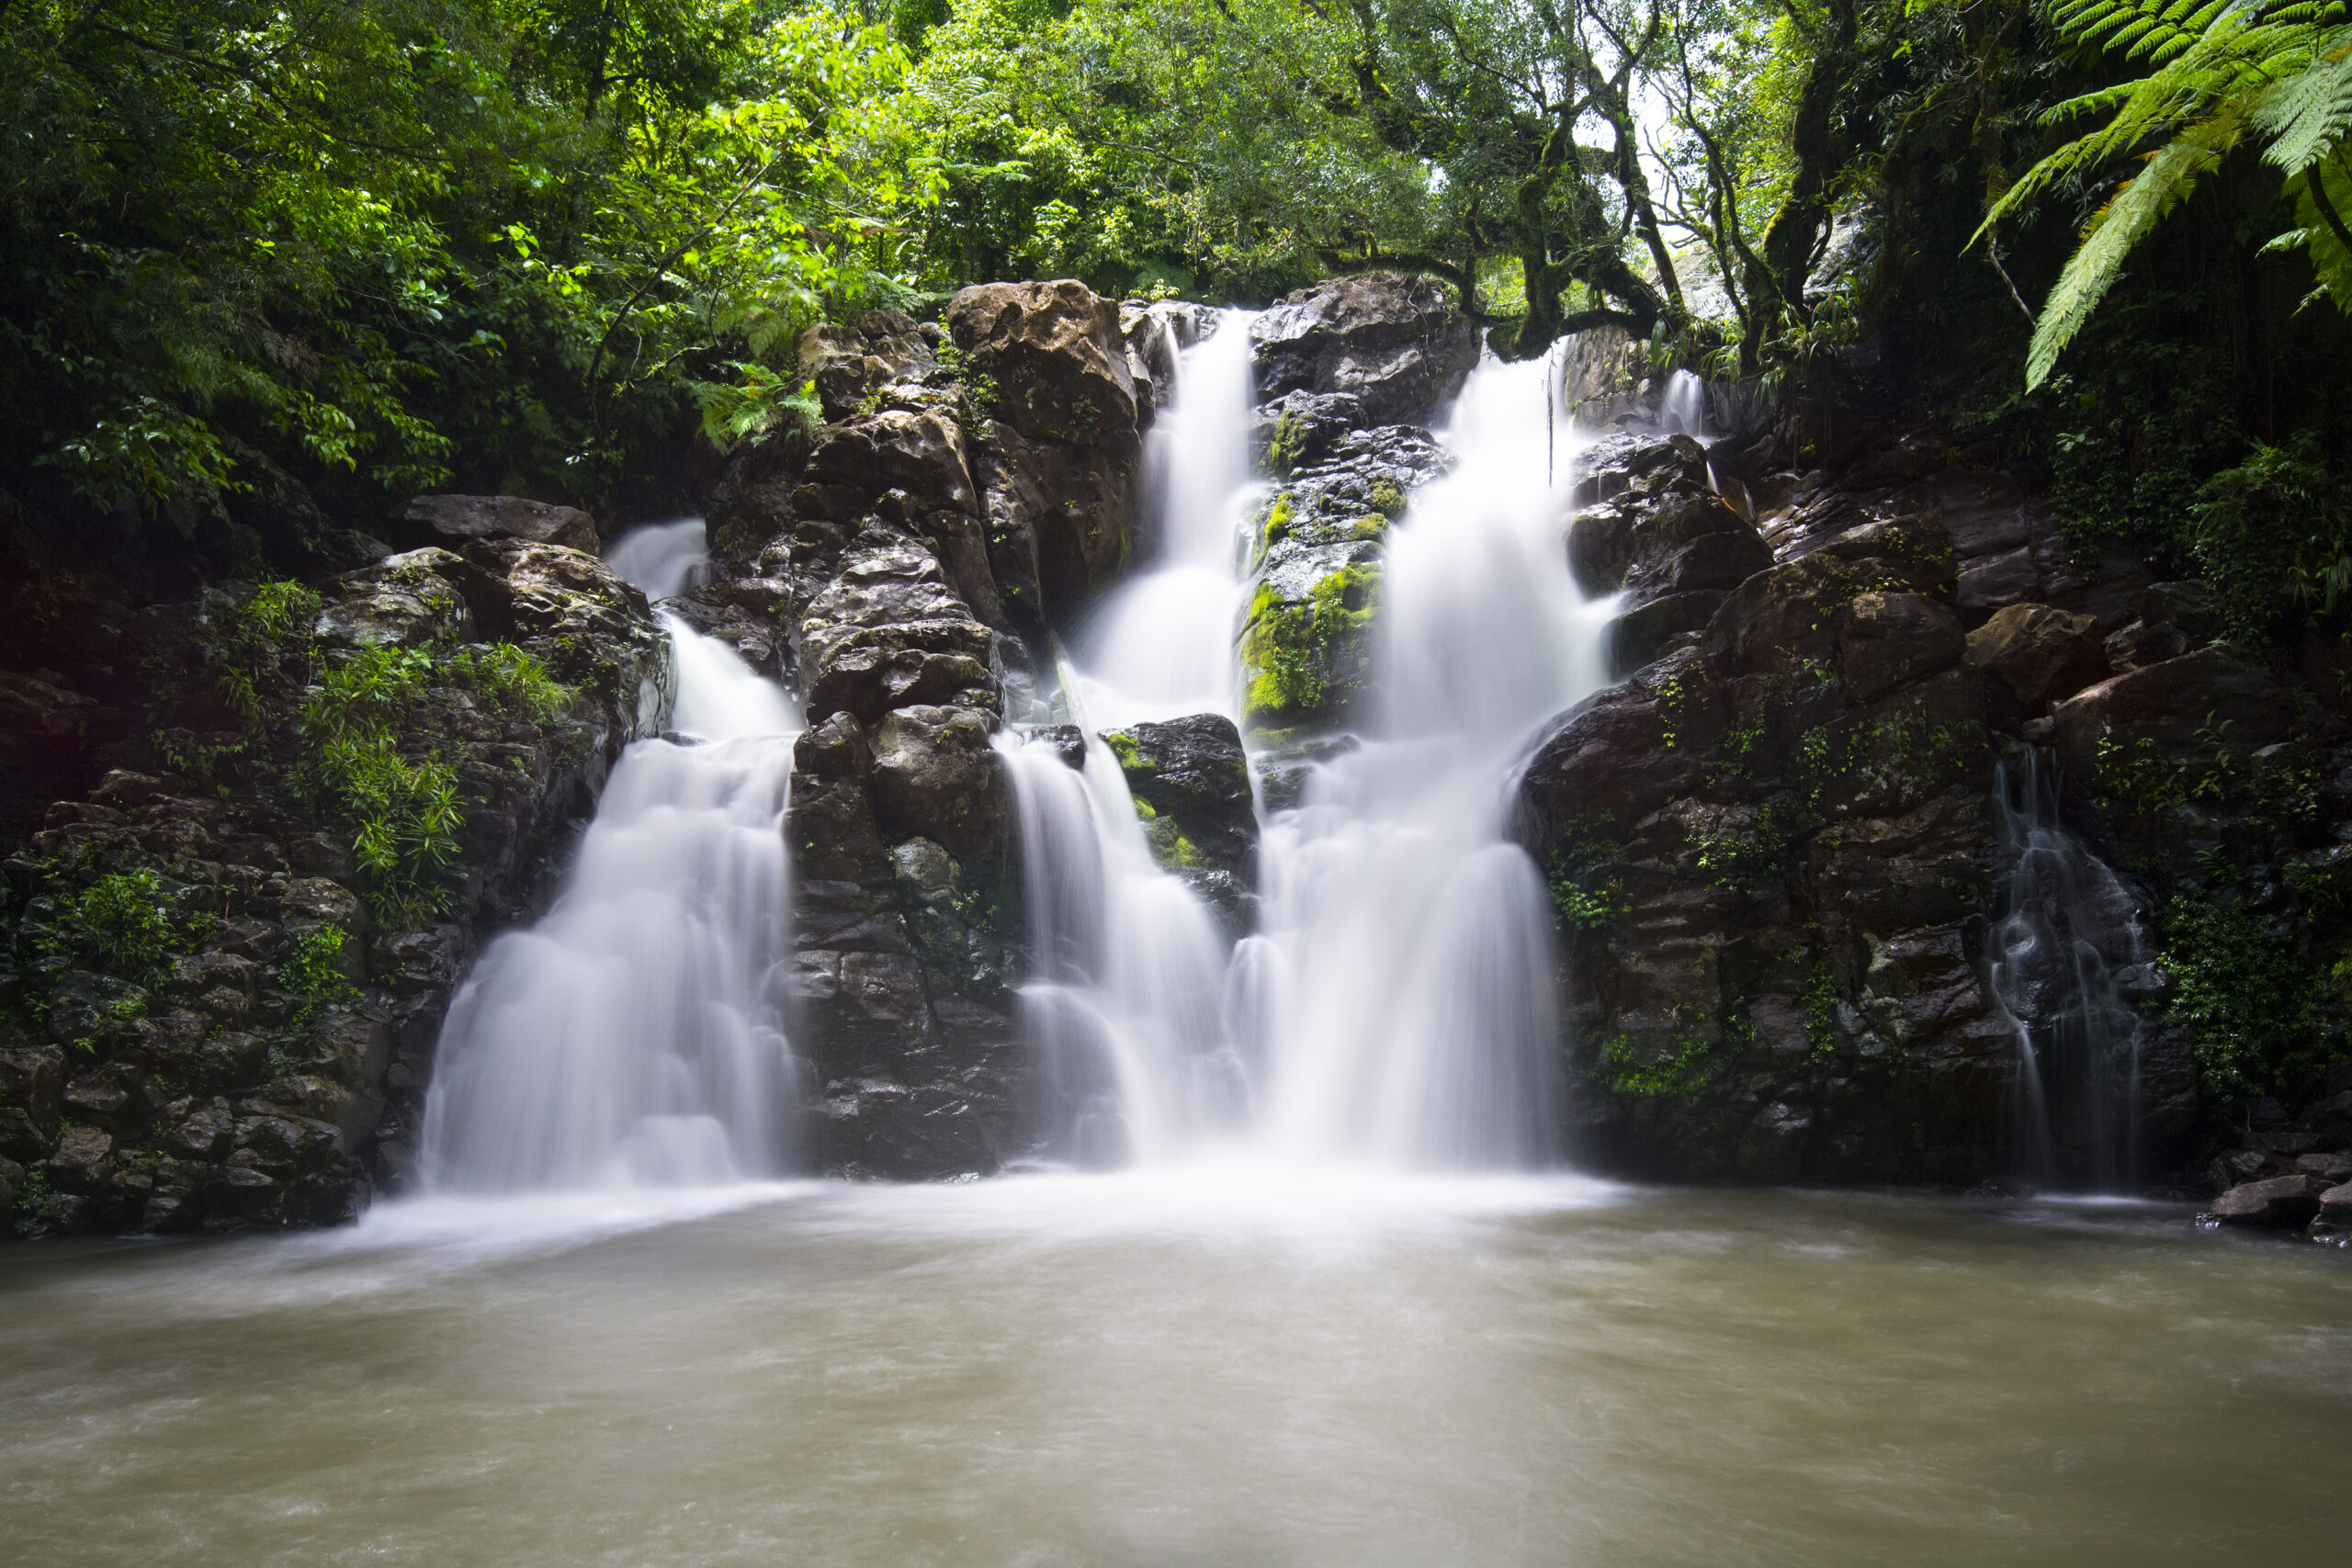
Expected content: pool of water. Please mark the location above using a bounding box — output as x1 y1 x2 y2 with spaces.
3 1172 2346 1566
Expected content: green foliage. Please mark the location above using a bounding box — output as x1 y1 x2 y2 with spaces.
2160 896 2340 1095
2041 329 2246 568
45 870 188 984
277 926 359 1027
694 365 823 453
1802 957 1840 1058
1239 564 1381 727
1690 813 1789 897
1982 0 2352 389
1368 479 1407 517
1545 852 1625 931
1598 1032 1725 1098
2185 433 2352 639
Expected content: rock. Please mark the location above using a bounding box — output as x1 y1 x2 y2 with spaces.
1100 714 1258 884
1839 592 1965 705
1519 647 1724 840
867 705 1012 860
2104 619 2189 672
1607 592 1722 677
973 422 1136 629
2294 1151 2352 1180
314 547 477 647
45 1122 112 1191
1253 389 1370 473
397 494 600 554
797 536 999 727
2206 1173 2329 1229
1965 604 2107 720
1955 545 2040 618
2311 1181 2352 1244
2051 645 2295 786
948 280 1136 446
1023 724 1088 771
797 310 938 421
1250 274 1478 426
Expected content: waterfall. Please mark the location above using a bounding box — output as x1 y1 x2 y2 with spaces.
1006 333 1610 1170
1986 750 2148 1190
418 522 805 1193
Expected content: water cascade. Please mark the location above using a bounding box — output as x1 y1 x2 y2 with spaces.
418 522 806 1192
1007 328 1611 1168
1986 749 2149 1190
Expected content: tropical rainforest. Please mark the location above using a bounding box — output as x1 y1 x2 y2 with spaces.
6 0 2350 593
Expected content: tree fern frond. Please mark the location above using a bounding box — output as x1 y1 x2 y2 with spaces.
2027 139 2222 389
2251 32 2352 173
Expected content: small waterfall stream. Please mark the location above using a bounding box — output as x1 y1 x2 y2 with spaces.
1987 750 2149 1190
418 523 806 1192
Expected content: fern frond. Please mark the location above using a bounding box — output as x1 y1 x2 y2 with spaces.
2026 138 2222 389
2251 30 2352 172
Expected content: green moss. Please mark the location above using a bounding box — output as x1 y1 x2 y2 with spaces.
1369 479 1407 517
1349 513 1388 540
1141 816 1203 870
1598 1032 1724 1098
1258 494 1295 550
1101 728 1150 773
1239 562 1383 728
1267 410 1308 475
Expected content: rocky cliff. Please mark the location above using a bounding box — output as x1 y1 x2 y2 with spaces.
0 507 672 1234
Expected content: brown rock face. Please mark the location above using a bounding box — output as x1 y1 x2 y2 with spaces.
2207 1174 2329 1228
798 309 939 421
2050 645 2295 784
947 280 1137 446
1250 273 1479 427
1966 604 2107 720
398 494 600 554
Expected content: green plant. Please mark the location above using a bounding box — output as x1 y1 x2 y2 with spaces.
1545 855 1624 931
1597 1032 1724 1098
1267 409 1309 475
2160 896 2336 1094
299 646 466 926
1980 0 2352 389
1368 479 1406 517
2185 433 2351 640
1802 959 1840 1058
45 870 184 983
277 926 359 1028
694 364 823 452
1690 812 1788 897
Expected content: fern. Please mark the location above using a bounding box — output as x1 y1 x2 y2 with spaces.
1980 1 2352 387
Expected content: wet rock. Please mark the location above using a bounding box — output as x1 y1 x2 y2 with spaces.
2310 1181 2352 1244
314 547 477 647
798 536 999 727
1956 545 2040 619
1966 604 2107 722
2051 645 2295 786
1839 592 1964 705
1252 390 1368 473
948 279 1137 447
1101 714 1258 885
1023 724 1088 771
45 1123 112 1191
2206 1173 2329 1229
798 309 938 421
1250 274 1478 427
396 494 599 554
2104 619 2189 673
867 705 1012 860
972 421 1137 633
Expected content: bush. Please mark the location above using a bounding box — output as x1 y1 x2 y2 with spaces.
2184 434 2351 642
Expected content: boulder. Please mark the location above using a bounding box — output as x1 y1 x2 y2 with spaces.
1253 390 1369 474
974 422 1136 628
313 548 476 648
1965 604 2107 720
867 705 1012 860
2050 645 2295 785
797 536 998 727
2206 1173 2330 1229
797 309 939 421
1101 714 1258 883
947 280 1136 446
397 494 599 554
1250 274 1478 427
1840 592 1965 705
2310 1180 2352 1244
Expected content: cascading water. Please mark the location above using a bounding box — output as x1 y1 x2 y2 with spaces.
1986 749 2149 1190
1007 329 1611 1169
1070 310 1261 725
418 522 806 1192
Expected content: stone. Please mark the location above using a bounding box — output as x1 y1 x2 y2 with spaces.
1101 714 1258 883
2293 1151 2352 1180
2050 645 2295 786
948 279 1137 446
798 537 999 726
2310 1181 2352 1244
314 547 477 647
1250 273 1479 426
1253 389 1370 473
45 1122 112 1191
1956 545 2041 618
2104 619 2188 672
397 494 599 554
1966 604 2107 719
867 705 1012 860
797 310 937 421
2207 1173 2329 1229
1839 592 1964 705
973 421 1137 630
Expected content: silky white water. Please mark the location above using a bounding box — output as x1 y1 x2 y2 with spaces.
1014 331 1613 1169
418 522 805 1192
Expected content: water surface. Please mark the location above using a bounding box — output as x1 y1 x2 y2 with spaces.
3 1179 2345 1566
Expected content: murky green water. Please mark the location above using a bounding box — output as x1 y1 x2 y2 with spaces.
2 1172 2346 1566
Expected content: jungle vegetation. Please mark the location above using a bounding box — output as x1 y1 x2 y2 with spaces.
2 0 2348 586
